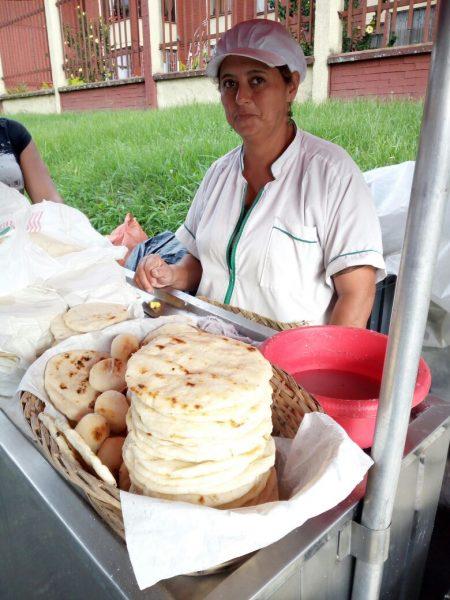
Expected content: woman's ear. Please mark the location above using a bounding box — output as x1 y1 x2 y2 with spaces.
288 71 300 101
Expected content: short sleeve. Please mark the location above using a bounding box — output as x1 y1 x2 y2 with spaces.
323 159 386 285
175 166 215 260
6 119 32 161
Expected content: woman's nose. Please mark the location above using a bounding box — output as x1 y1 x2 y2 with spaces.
235 83 252 104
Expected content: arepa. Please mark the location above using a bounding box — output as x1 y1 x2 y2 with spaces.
63 302 129 333
124 328 276 508
44 350 108 421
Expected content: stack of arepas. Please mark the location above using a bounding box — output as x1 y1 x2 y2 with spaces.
123 323 278 508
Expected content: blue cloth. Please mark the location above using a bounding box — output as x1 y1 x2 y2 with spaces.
125 230 187 271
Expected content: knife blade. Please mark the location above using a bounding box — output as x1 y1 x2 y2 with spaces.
150 288 188 309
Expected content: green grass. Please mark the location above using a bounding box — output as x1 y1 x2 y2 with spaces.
15 99 423 235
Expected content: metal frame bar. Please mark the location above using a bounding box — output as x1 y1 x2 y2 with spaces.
352 1 450 597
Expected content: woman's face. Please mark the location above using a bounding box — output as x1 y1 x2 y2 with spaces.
219 55 299 141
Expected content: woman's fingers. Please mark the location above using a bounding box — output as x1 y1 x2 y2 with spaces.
149 262 174 288
134 255 172 291
134 265 152 292
134 255 161 291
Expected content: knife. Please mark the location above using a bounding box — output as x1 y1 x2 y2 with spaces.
126 275 274 341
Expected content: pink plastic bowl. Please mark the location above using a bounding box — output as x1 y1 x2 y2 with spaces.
261 326 431 449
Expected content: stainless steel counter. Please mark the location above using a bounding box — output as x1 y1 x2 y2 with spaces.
1 290 449 599
1 398 448 599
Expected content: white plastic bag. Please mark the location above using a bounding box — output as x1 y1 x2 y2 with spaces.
27 200 122 253
0 186 143 395
0 186 127 297
364 162 450 346
0 286 67 395
364 161 415 275
0 188 62 295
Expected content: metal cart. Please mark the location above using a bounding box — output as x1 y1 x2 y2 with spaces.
1 2 449 598
1 295 449 599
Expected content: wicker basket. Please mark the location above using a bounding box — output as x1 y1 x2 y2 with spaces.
21 365 321 542
197 296 309 331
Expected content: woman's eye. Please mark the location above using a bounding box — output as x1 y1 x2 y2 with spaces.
250 76 265 86
222 79 236 89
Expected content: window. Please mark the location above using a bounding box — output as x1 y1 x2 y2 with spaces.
393 6 435 46
256 0 266 14
368 6 436 49
210 0 232 17
111 0 141 20
164 0 176 22
113 0 129 19
117 53 131 79
164 49 178 73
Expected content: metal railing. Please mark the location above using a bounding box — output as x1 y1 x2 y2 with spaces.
340 0 441 53
0 0 52 93
160 0 315 74
57 0 143 85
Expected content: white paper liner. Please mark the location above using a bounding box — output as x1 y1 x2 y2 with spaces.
121 412 372 589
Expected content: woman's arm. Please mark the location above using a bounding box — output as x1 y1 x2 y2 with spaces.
134 253 203 294
20 141 63 203
329 266 376 328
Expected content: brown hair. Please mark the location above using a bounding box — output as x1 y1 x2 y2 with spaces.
276 64 294 84
277 65 294 120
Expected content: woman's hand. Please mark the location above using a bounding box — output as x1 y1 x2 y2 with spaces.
134 253 203 294
134 255 174 292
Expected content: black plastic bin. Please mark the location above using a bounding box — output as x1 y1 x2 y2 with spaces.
367 274 397 335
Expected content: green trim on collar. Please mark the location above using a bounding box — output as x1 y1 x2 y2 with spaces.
329 249 381 264
273 226 317 244
0 226 11 237
183 223 195 239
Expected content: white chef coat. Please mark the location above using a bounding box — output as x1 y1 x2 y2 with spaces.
176 128 386 324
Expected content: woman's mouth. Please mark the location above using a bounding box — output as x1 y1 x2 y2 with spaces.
235 113 258 121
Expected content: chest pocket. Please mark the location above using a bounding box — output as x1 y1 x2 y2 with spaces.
259 218 323 292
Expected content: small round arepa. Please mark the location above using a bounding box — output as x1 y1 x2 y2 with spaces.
97 437 125 474
75 413 110 453
94 390 129 433
89 358 127 392
111 333 140 362
119 462 131 491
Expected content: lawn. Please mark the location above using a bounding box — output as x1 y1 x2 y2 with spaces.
16 100 423 236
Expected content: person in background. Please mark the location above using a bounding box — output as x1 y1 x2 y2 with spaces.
134 19 385 328
0 117 63 203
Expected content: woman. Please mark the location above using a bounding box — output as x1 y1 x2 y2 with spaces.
0 117 63 202
135 19 385 327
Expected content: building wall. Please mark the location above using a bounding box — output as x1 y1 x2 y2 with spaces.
329 48 431 99
297 64 313 102
60 81 147 111
1 92 57 114
155 63 314 109
156 75 219 108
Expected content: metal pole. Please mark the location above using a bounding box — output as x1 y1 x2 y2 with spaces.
351 3 450 599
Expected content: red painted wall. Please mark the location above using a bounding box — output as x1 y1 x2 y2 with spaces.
329 52 431 100
60 81 147 111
